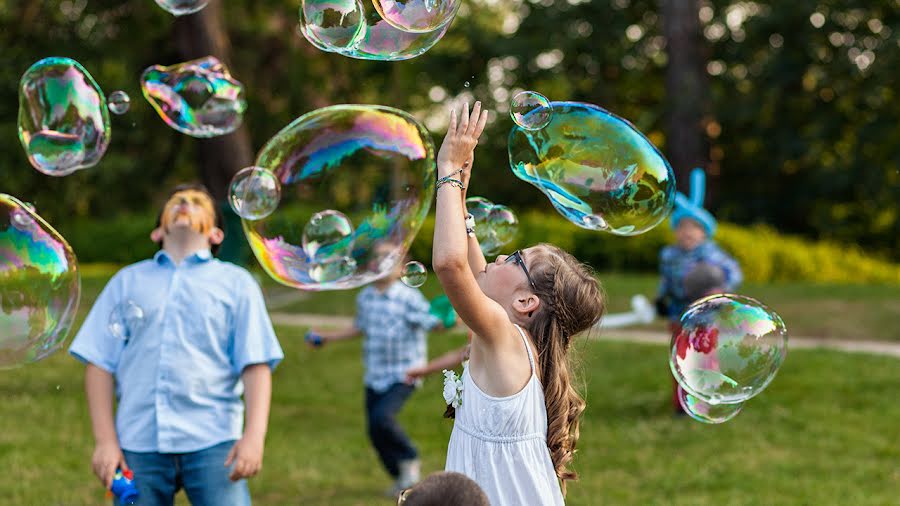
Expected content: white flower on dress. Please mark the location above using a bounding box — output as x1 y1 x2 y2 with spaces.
442 369 463 408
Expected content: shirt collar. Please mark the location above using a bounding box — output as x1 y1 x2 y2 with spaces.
154 248 213 266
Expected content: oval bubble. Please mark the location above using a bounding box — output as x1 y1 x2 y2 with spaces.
465 197 518 257
228 167 282 220
401 261 427 287
154 0 209 16
245 105 436 291
299 0 366 50
510 91 552 131
373 0 460 33
509 102 676 236
670 294 788 405
677 385 744 424
18 57 110 176
0 194 81 368
302 210 355 261
108 90 131 115
141 56 247 138
108 300 145 341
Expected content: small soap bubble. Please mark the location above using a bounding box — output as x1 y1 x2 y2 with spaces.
18 57 110 176
1 194 80 368
107 90 131 115
154 0 209 16
465 197 518 256
670 294 788 405
141 56 247 138
302 210 355 262
308 256 357 283
228 167 281 220
510 91 552 131
401 261 427 287
677 385 744 424
299 0 366 50
464 81 470 88
108 300 145 341
509 102 675 235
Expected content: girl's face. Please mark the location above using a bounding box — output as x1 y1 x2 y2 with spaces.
477 246 541 304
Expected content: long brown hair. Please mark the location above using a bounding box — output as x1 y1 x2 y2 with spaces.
526 244 605 494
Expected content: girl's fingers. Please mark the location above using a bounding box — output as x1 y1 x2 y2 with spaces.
460 102 470 134
447 109 457 135
473 109 489 139
468 102 482 136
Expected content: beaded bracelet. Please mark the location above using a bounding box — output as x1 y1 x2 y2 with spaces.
436 168 466 191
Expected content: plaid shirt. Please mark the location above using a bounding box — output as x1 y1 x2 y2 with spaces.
658 241 743 321
355 281 440 392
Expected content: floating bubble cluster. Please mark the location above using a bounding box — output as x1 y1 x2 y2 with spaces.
0 194 80 368
299 0 455 60
107 90 131 115
244 105 435 291
154 0 209 16
510 91 552 131
677 385 744 424
107 300 145 341
509 102 675 235
401 261 427 287
141 56 247 138
18 57 110 176
228 167 281 220
670 294 788 406
465 197 518 256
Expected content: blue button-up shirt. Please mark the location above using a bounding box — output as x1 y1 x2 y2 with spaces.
69 249 283 453
658 241 743 321
355 282 440 392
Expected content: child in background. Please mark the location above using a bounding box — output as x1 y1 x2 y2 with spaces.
397 471 490 506
69 184 283 504
656 169 742 413
431 102 605 505
305 247 450 497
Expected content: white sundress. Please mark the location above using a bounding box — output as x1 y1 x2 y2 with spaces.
445 324 565 506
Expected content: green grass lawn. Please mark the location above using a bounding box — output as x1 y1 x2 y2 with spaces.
1 325 898 504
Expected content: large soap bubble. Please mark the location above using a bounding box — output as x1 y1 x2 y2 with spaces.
141 56 247 138
676 385 744 424
154 0 209 16
373 0 460 33
465 197 518 256
245 105 435 291
0 194 80 368
509 102 675 236
670 294 788 406
18 57 110 176
299 0 453 61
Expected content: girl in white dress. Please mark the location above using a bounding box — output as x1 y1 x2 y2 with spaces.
431 102 606 505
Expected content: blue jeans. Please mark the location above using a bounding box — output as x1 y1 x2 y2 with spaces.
366 383 417 478
121 440 250 506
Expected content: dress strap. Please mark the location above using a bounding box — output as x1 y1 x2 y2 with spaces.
513 324 535 375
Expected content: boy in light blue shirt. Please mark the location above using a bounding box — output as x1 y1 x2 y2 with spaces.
69 183 283 505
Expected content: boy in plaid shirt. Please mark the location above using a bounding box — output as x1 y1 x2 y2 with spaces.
306 252 447 497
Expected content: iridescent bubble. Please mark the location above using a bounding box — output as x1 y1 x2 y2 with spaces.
299 0 452 61
141 56 247 138
107 300 145 341
465 197 518 256
676 385 744 424
670 294 788 405
244 105 435 291
510 91 552 131
509 102 676 235
107 90 131 115
18 57 110 176
373 0 460 33
401 261 427 287
228 167 281 220
299 0 366 50
154 0 209 16
302 210 355 261
0 194 80 368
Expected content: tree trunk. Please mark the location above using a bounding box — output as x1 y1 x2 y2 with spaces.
173 0 253 264
661 0 713 203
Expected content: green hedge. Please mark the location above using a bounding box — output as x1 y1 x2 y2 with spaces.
59 208 900 284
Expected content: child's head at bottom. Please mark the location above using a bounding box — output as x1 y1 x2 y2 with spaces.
478 243 606 490
398 472 489 506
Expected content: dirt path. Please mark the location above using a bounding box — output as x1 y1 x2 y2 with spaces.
269 312 900 359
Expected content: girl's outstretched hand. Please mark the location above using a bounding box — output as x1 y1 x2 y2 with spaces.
437 101 489 177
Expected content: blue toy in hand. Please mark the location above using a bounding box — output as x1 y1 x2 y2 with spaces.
429 295 457 329
110 469 139 505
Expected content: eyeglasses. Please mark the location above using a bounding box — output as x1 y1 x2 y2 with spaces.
504 250 537 290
